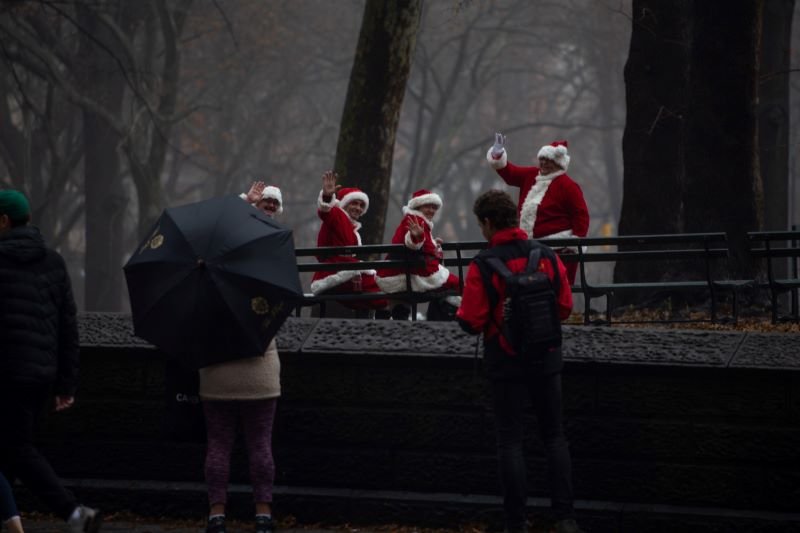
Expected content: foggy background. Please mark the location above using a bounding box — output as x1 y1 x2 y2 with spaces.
1 0 798 311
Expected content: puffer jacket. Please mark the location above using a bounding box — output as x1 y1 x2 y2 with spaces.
0 225 79 394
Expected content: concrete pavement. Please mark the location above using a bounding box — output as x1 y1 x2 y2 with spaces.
23 517 353 533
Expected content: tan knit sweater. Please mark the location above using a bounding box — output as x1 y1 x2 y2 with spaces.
198 340 281 400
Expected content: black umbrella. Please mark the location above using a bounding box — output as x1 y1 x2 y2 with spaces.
123 194 302 370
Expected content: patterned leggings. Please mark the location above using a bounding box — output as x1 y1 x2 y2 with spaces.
203 398 278 505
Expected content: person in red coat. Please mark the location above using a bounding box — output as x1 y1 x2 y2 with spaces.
310 170 387 311
486 134 589 285
455 189 583 533
375 189 460 319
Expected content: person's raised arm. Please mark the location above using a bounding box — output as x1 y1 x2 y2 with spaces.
318 170 339 215
404 216 425 249
489 132 505 160
485 132 528 187
243 181 266 204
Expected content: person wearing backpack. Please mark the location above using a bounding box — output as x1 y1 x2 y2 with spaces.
456 190 584 533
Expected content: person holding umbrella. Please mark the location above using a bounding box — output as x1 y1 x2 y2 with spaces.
123 194 303 533
196 186 284 533
310 170 388 314
198 338 281 533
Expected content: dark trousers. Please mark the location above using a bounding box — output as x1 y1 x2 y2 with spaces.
0 383 77 520
490 373 574 530
0 471 19 521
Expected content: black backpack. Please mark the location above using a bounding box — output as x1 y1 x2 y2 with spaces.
476 241 562 360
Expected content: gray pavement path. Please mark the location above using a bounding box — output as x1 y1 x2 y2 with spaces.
23 518 349 533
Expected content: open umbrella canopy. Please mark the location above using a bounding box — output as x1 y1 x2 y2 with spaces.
123 195 303 370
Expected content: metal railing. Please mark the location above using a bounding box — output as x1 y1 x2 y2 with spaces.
294 230 800 324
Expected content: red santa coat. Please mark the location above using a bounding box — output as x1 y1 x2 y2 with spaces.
310 193 377 295
456 227 573 355
375 210 457 293
487 151 589 241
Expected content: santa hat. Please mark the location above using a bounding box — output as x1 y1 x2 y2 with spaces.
406 189 442 211
337 187 369 214
260 185 283 214
537 140 570 171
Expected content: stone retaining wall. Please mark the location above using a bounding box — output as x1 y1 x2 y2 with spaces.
30 314 800 530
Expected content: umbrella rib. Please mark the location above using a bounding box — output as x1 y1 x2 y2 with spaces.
133 267 198 327
211 268 299 299
202 207 230 260
208 272 266 351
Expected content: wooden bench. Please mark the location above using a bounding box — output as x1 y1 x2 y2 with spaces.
747 230 800 323
294 244 457 320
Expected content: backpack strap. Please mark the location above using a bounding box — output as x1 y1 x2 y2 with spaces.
526 246 542 275
535 242 561 297
474 252 500 312
474 243 529 351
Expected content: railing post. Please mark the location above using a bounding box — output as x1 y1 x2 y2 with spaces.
793 224 798 319
704 237 717 322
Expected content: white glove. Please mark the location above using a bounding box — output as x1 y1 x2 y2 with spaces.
490 132 506 160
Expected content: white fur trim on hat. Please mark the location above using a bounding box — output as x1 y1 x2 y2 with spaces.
260 186 283 214
537 144 570 171
338 190 369 214
407 192 442 211
486 147 508 170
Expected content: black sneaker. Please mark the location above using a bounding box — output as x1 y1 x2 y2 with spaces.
206 515 226 533
255 515 275 533
391 304 411 321
67 505 102 533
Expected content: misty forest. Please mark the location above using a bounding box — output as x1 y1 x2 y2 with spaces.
1 0 798 311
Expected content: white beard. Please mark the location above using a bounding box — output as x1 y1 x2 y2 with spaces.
519 170 564 237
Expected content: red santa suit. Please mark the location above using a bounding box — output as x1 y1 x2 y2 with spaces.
376 189 460 302
310 187 387 310
486 139 589 284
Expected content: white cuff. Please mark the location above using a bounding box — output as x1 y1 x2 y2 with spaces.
317 189 337 212
404 231 424 250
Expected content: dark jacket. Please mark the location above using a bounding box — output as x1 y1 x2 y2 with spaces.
0 226 79 394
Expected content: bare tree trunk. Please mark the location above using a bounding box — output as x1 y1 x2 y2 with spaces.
334 0 422 244
130 0 191 237
618 1 766 289
683 0 763 279
596 58 623 227
616 0 691 287
759 0 794 232
78 8 127 311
